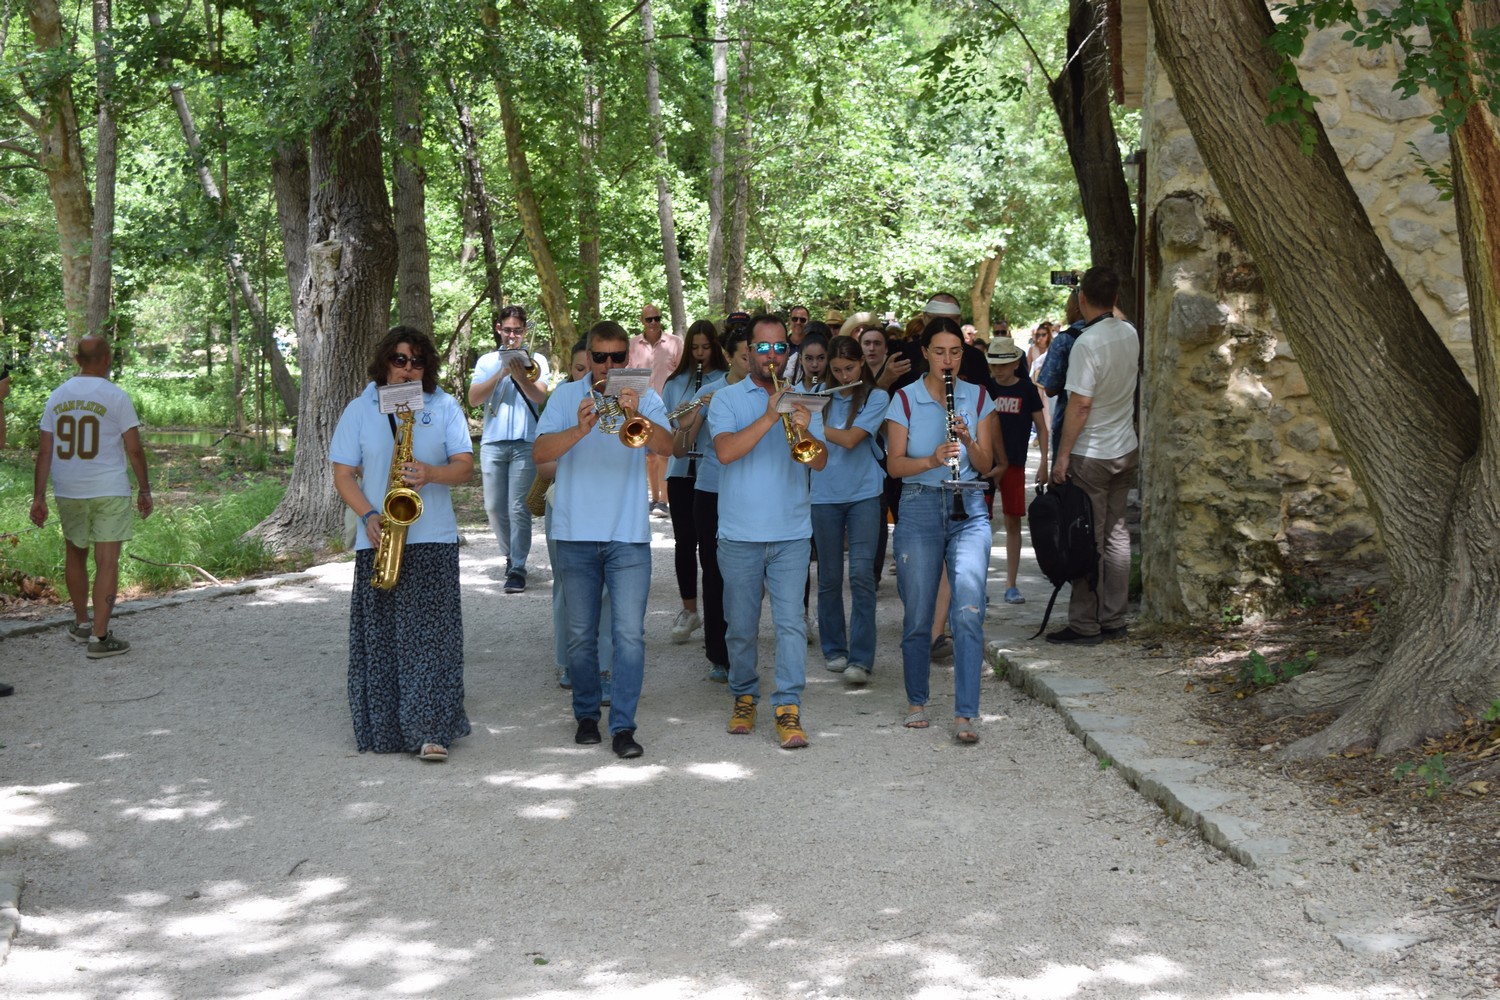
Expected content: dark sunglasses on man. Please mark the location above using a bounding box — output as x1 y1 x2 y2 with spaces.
591 350 629 364
642 316 663 325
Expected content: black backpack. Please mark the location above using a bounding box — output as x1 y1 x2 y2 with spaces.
1027 480 1098 638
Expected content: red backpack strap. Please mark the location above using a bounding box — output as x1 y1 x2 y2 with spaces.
896 388 910 421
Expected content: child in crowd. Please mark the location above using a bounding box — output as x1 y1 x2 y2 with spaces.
985 337 1048 605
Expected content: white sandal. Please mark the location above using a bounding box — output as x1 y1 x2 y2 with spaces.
417 744 448 761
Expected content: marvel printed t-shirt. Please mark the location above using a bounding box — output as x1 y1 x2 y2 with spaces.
811 388 889 505
39 375 140 498
708 377 824 542
330 383 473 550
886 377 994 487
538 378 669 543
1063 315 1139 461
988 378 1044 468
472 350 551 443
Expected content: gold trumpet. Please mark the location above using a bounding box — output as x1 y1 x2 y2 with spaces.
371 404 424 590
592 388 653 448
770 370 826 465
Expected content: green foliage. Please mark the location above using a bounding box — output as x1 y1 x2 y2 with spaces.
1219 605 1244 627
1481 700 1500 723
1238 649 1318 688
1392 752 1454 798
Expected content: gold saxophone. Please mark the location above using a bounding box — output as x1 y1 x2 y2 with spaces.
371 405 424 590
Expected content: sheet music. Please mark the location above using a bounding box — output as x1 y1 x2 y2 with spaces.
775 391 832 415
497 348 534 370
377 382 425 414
604 368 653 397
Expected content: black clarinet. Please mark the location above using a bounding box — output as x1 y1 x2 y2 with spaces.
944 373 969 522
687 363 703 476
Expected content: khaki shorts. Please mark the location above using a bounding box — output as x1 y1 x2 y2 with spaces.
56 495 135 548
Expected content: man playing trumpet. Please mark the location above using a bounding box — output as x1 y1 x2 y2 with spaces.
535 321 674 759
708 314 828 749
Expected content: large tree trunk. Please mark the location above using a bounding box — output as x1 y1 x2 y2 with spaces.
1148 0 1497 755
492 50 576 351
87 0 116 337
969 250 1002 333
706 0 729 313
576 4 604 330
26 0 92 344
272 139 310 331
390 31 433 334
723 3 752 314
1049 0 1137 320
251 21 397 552
641 0 687 335
447 78 502 332
146 8 298 418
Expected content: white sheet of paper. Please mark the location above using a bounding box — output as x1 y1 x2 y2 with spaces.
498 348 533 370
776 391 832 415
377 381 425 415
604 368 653 397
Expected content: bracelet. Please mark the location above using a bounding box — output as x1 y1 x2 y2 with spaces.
360 510 378 524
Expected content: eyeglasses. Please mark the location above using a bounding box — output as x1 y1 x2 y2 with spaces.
789 316 808 324
643 316 662 324
391 353 427 369
498 326 526 336
591 350 629 364
752 342 790 355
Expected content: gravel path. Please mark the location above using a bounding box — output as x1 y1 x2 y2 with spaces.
0 509 1488 998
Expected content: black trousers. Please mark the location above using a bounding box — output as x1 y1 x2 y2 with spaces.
667 476 698 601
693 489 728 666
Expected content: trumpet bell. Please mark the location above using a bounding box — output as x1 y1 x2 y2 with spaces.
620 412 653 449
790 437 825 465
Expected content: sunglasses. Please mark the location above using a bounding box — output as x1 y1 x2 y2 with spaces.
391 353 427 369
591 350 629 364
789 316 808 323
643 316 662 324
752 342 790 355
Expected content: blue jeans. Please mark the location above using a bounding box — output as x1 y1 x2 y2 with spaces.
555 541 650 733
811 497 880 669
481 440 535 575
719 538 810 707
546 499 611 674
893 485 991 719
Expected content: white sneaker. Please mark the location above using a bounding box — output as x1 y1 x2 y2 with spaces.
824 656 848 673
671 609 701 644
844 666 870 685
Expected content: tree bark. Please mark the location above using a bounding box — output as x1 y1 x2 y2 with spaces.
969 250 1002 333
146 8 298 419
447 78 502 332
723 2 752 314
1148 0 1498 755
390 31 433 334
641 0 687 335
1048 0 1137 320
706 0 729 313
272 139 310 330
576 4 605 329
251 20 397 552
87 0 116 337
25 0 93 345
492 47 577 351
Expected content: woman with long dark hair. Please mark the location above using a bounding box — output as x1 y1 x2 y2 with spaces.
331 326 474 762
662 320 729 645
884 318 996 744
810 336 889 684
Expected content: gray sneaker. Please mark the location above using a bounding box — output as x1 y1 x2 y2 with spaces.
87 632 130 659
68 621 93 643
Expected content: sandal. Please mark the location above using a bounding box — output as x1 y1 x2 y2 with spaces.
903 708 929 729
417 743 448 761
954 719 979 745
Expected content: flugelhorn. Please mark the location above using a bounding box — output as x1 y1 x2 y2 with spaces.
592 387 652 448
770 370 826 465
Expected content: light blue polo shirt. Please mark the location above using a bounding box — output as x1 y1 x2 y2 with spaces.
663 368 727 479
886 378 994 487
330 382 473 550
537 378 669 543
709 377 825 542
473 350 551 443
812 388 890 505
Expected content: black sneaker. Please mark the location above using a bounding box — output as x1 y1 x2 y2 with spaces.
574 718 601 745
1101 625 1129 641
504 571 526 594
1045 627 1103 646
612 729 644 759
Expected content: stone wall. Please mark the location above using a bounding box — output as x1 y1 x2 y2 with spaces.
1138 14 1471 620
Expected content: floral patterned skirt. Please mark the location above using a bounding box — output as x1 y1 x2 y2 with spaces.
348 542 471 753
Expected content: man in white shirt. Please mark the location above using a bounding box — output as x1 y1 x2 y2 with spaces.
1049 267 1140 645
30 336 154 658
629 302 682 518
469 305 549 593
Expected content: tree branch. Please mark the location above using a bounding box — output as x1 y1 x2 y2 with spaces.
609 0 649 33
981 0 1056 88
0 139 40 162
